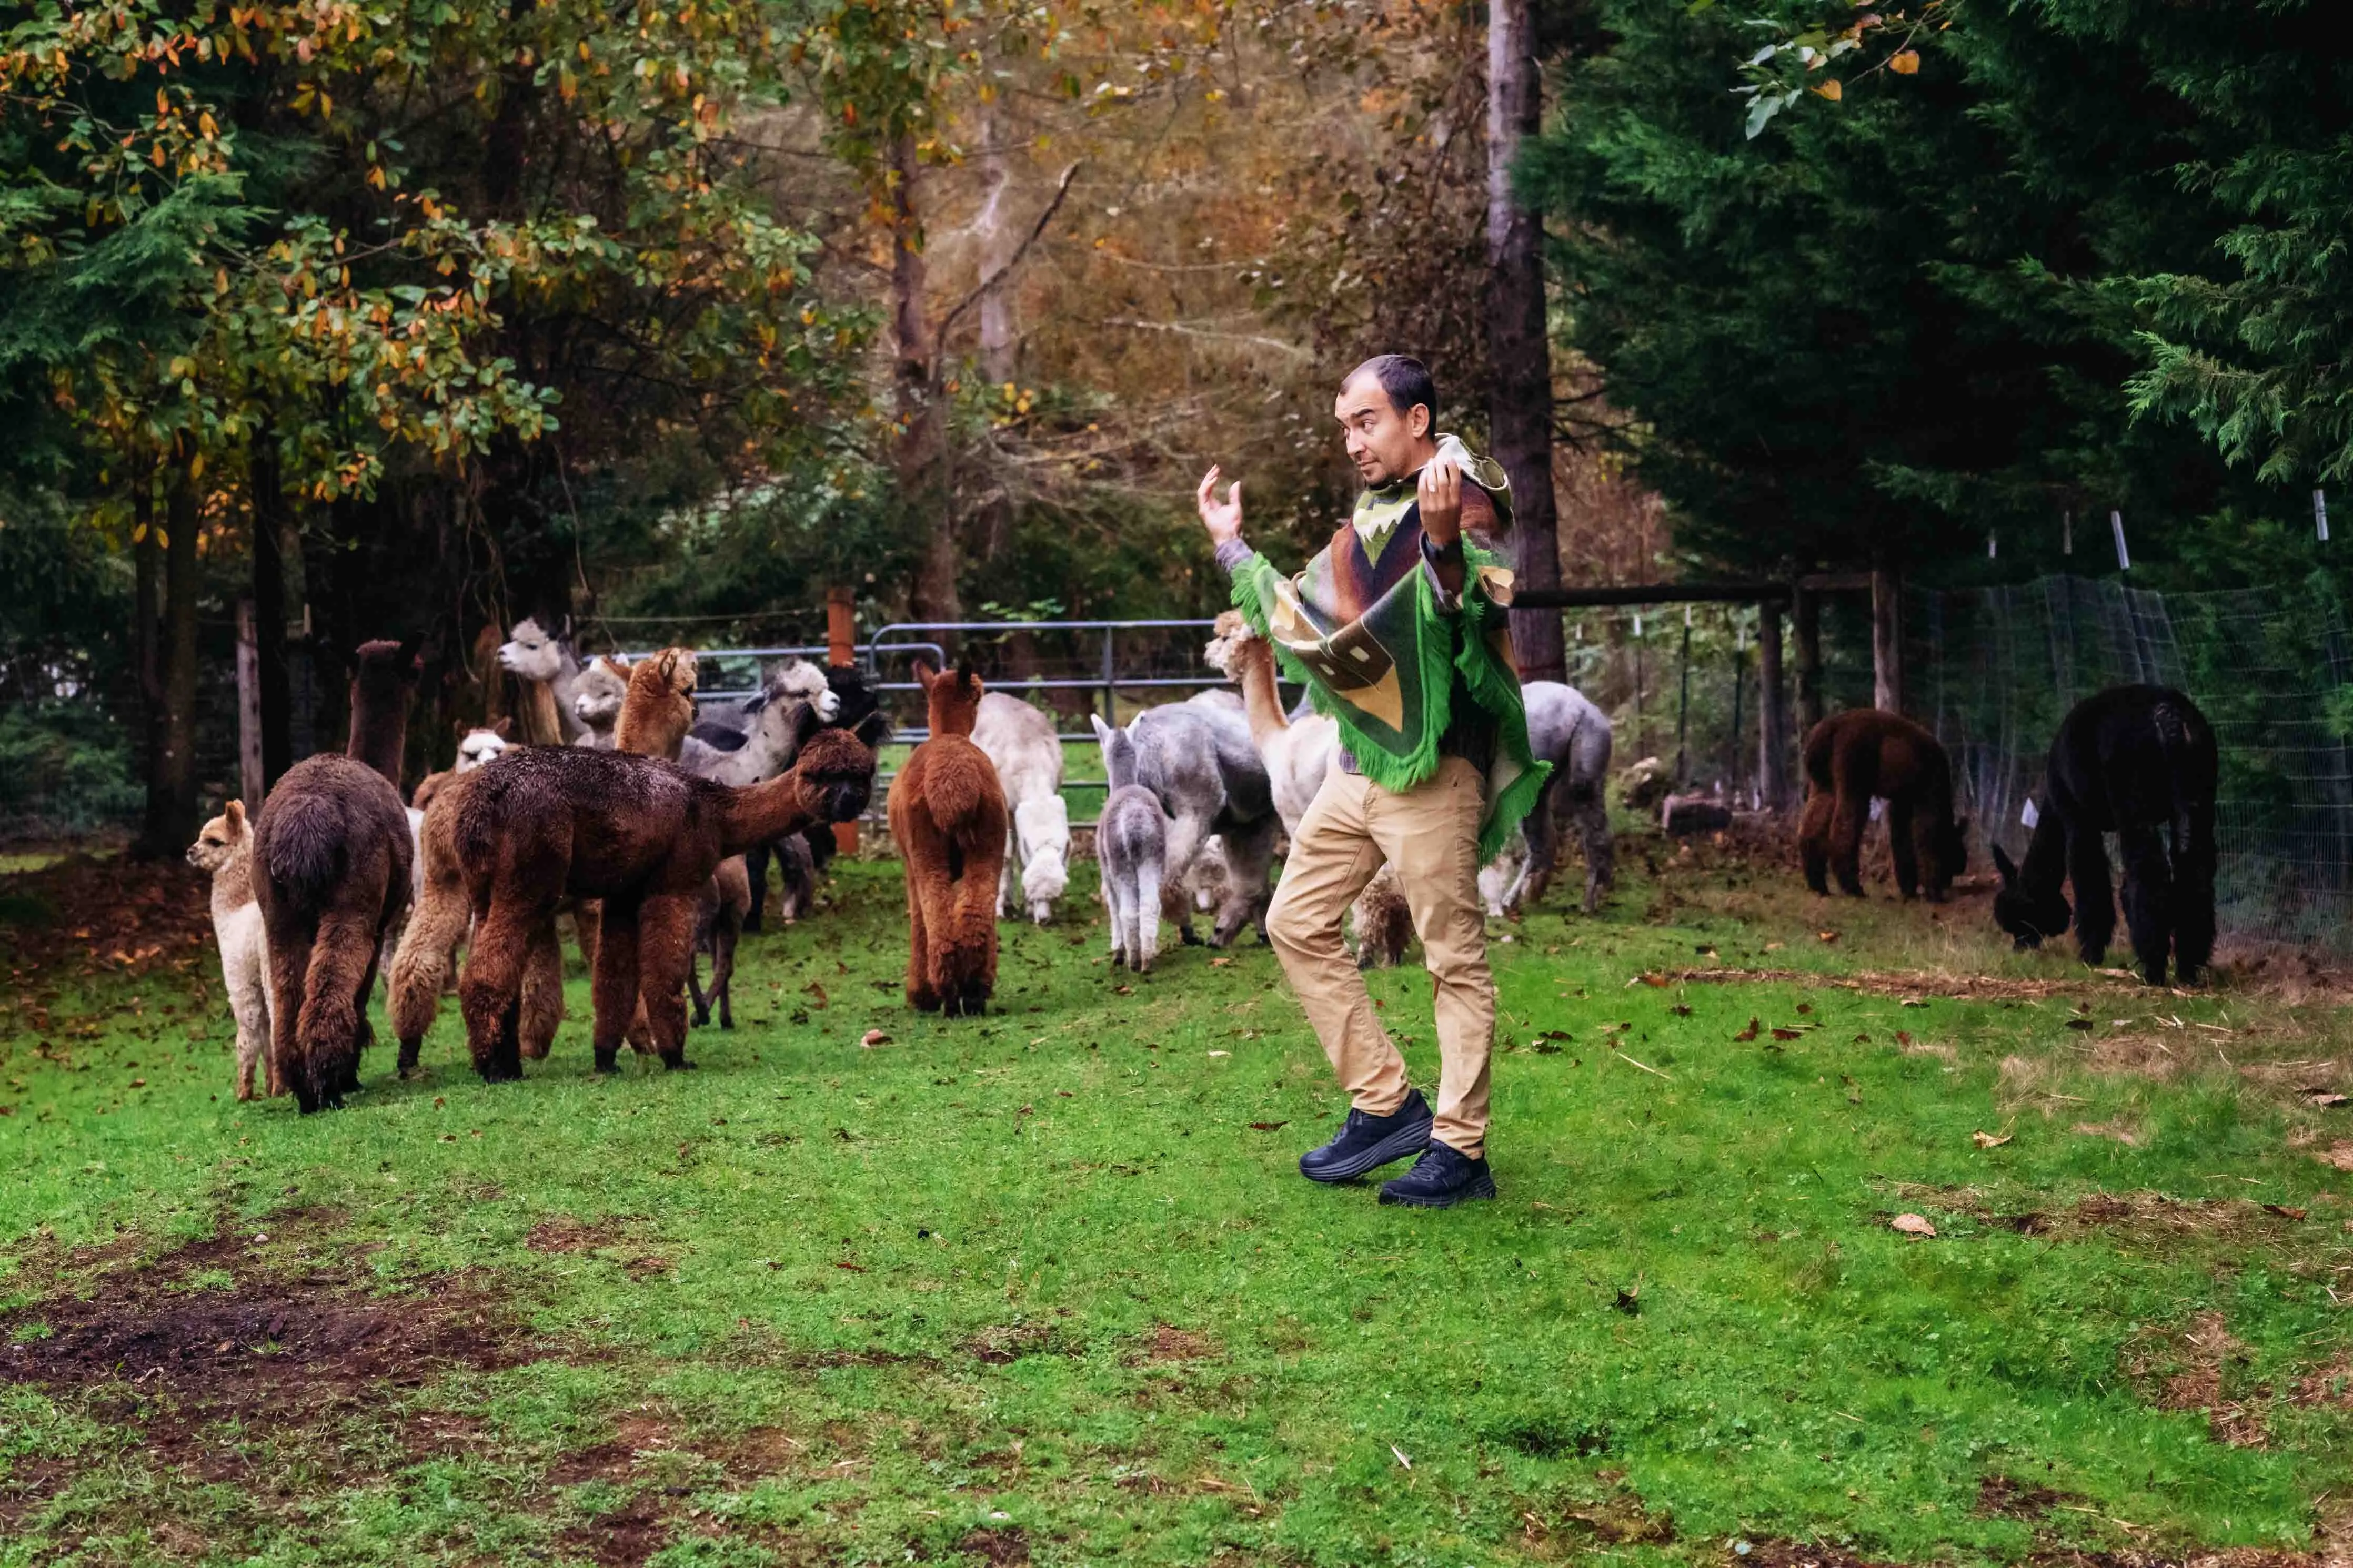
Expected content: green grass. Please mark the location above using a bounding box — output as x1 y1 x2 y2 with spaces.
2 836 2350 1566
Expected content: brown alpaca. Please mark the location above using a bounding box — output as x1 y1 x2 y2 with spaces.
451 723 876 1079
250 639 417 1111
1799 708 1969 901
889 661 1009 1017
614 649 697 758
688 856 752 1030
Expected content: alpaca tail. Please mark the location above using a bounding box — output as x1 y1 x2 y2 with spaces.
1130 858 1162 970
924 748 995 837
264 794 346 908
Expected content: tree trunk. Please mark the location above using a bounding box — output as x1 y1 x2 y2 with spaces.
133 476 170 854
249 428 294 790
1793 583 1822 738
140 450 203 856
237 599 264 808
1487 0 1564 682
893 132 959 629
973 92 1019 564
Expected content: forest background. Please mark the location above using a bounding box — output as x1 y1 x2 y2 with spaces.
4 0 2348 849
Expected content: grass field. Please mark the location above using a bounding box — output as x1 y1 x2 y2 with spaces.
3 829 2350 1567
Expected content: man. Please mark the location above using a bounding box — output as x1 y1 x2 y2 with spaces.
1198 355 1547 1208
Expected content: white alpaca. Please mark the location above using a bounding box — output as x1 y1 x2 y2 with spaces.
1201 611 1410 967
973 692 1070 923
497 615 590 745
186 802 275 1100
571 654 629 748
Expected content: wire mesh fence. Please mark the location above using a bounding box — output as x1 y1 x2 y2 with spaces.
1910 573 2353 949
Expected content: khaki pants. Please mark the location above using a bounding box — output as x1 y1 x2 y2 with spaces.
1265 756 1495 1156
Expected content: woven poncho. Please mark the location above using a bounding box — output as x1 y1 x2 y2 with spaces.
1226 439 1548 860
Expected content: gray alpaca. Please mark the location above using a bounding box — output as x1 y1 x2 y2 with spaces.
1485 681 1615 916
1090 715 1168 973
1126 699 1278 946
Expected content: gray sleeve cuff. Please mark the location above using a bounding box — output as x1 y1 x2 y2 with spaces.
1214 538 1255 574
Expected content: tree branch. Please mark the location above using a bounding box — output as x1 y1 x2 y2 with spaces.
934 161 1082 351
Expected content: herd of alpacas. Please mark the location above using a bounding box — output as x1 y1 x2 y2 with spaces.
183 614 2219 1113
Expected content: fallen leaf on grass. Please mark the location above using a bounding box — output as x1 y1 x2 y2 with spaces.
1733 1017 1761 1042
1209 956 1232 967
803 981 829 1007
2301 1089 2348 1108
1637 973 1667 987
2065 1018 2095 1032
1115 985 1134 995
1670 1004 1692 1017
1796 1003 1814 1014
1390 1444 1412 1470
1206 1050 1230 1058
1890 1213 1938 1238
1972 1130 2012 1149
2264 1203 2309 1220
1764 942 1785 953
1248 1121 1289 1132
836 1261 867 1272
860 1029 892 1048
1817 930 1840 943
1771 1028 1802 1042
1901 997 1928 1008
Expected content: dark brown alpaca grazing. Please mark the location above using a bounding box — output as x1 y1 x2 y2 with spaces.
688 856 752 1030
451 721 876 1079
251 639 418 1111
889 661 1008 1017
1798 708 1969 901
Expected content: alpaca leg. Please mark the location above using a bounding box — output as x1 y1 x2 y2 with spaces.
636 894 698 1068
2173 804 2217 983
952 837 1006 1014
1162 810 1209 945
264 916 313 1111
1105 861 1132 967
518 917 565 1060
742 841 769 934
1517 781 1562 913
902 845 941 1012
460 896 537 1084
227 932 269 1102
1885 800 1920 900
296 907 380 1112
1133 858 1162 973
687 943 712 1028
390 863 471 1075
1213 816 1279 947
1571 782 1614 913
1798 788 1833 895
2117 824 2173 986
1828 792 1868 896
998 828 1017 921
923 865 970 1015
588 901 641 1074
2067 826 2116 968
711 910 740 1030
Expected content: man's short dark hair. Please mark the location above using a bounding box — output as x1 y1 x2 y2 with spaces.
1346 355 1437 426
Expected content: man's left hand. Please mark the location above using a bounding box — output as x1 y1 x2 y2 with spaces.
1417 456 1462 546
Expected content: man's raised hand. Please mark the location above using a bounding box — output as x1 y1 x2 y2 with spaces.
1197 465 1243 545
1417 454 1463 547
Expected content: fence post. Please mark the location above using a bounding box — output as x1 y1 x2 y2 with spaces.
1793 583 1822 737
1873 568 1905 714
1758 600 1789 810
826 586 858 854
1101 626 1117 725
1674 606 1693 783
236 598 265 808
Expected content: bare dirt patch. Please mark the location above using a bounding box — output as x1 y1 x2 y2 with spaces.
1891 1186 2312 1248
2123 1311 2266 1447
1642 967 2133 1003
0 853 213 988
559 1492 668 1568
956 1525 1031 1564
1134 1323 1218 1364
526 1215 632 1254
1976 1473 2075 1519
0 1213 536 1444
968 1320 1081 1365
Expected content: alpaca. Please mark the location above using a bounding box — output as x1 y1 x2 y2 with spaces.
743 664 890 930
252 641 418 1111
1200 611 1403 965
1090 715 1168 973
453 723 877 1078
1799 708 1969 901
688 855 752 1028
1125 697 1278 946
889 661 1010 1016
498 615 590 745
187 801 276 1101
682 657 834 787
1184 834 1233 913
572 655 629 748
400 717 517 993
1484 681 1615 916
1992 684 2217 985
768 831 818 923
973 692 1070 924
614 648 697 757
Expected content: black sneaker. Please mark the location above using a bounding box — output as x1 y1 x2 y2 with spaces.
1377 1142 1497 1208
1298 1089 1433 1183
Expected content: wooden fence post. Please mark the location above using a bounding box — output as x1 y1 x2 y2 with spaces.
1758 599 1789 811
236 598 265 808
1872 568 1904 714
827 586 859 854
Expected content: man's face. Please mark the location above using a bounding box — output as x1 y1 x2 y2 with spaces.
1333 373 1430 486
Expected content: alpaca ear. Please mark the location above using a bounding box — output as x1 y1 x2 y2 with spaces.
225 800 246 831
912 660 938 692
1089 713 1117 747
1990 843 2016 885
455 716 472 738
852 709 892 750
492 716 512 739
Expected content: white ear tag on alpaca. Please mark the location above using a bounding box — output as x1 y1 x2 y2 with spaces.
1868 797 1884 823
2021 798 2039 829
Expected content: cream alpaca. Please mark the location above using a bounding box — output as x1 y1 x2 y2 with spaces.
188 802 276 1101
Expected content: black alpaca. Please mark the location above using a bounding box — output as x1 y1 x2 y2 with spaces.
1991 684 2217 985
745 664 886 930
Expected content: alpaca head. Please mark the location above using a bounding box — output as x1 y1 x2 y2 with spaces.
823 663 884 737
574 655 629 733
1088 713 1139 792
349 638 424 715
186 799 249 874
615 648 697 758
790 726 878 824
497 616 571 682
454 717 512 773
1989 840 2067 948
1201 609 1262 677
768 657 841 723
1013 796 1070 920
913 659 984 737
